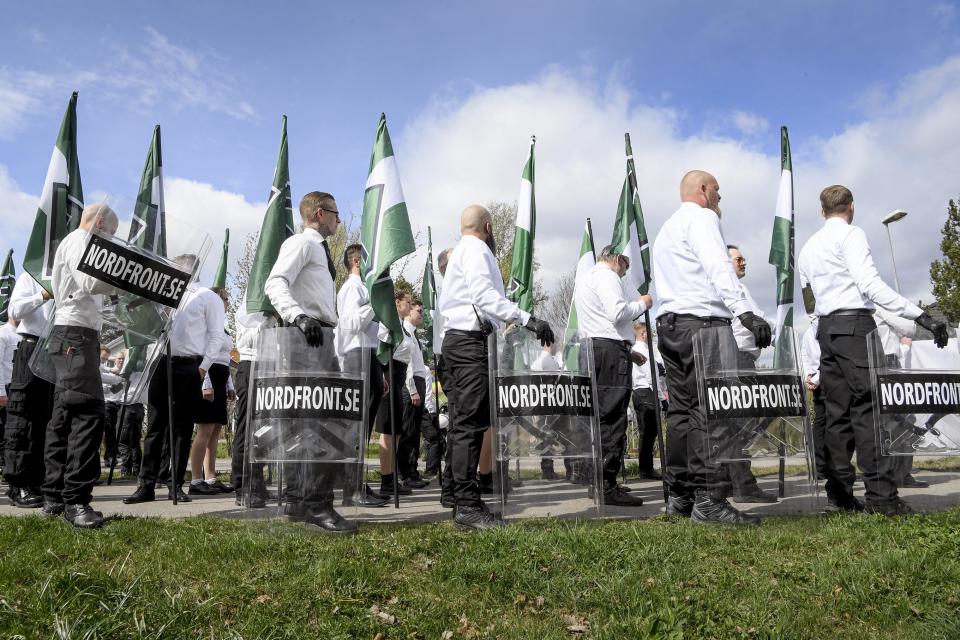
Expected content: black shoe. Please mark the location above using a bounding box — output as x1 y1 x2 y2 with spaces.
7 486 43 508
210 480 235 493
342 488 389 508
236 492 267 509
403 476 428 489
188 482 220 496
731 487 778 504
865 497 918 517
602 485 644 507
379 475 412 496
64 504 105 529
453 503 503 531
168 487 191 503
41 500 65 516
665 493 695 517
900 475 929 489
825 495 865 513
691 493 761 525
123 485 156 504
303 506 358 535
440 493 456 508
638 469 663 481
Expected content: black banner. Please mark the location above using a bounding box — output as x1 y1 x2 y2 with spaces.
876 373 960 414
77 234 191 308
253 375 363 421
496 374 594 417
704 374 805 420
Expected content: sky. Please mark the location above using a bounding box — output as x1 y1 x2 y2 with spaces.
2 1 960 333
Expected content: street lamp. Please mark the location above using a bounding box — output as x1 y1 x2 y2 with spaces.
882 209 908 294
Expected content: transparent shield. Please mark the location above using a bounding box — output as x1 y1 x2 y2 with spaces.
241 326 366 524
28 195 213 406
489 326 602 522
868 328 960 456
693 325 816 510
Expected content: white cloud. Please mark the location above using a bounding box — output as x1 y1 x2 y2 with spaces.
397 57 960 331
0 166 39 263
731 110 770 136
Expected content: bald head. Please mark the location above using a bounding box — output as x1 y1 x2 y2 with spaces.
461 205 491 235
680 170 721 216
80 203 119 236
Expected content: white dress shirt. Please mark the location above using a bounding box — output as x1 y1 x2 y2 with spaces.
235 289 275 362
875 308 918 358
203 331 236 393
800 321 821 386
336 273 379 355
0 323 20 397
169 286 224 371
652 201 749 319
731 282 765 357
264 228 337 325
438 235 530 331
51 228 115 330
798 217 923 319
631 340 665 398
403 319 428 395
574 262 648 342
433 274 445 355
423 366 437 414
101 363 124 403
9 273 53 337
531 350 561 372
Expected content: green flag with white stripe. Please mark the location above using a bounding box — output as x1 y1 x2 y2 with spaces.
563 220 596 370
0 249 15 323
360 113 416 365
130 125 166 255
769 126 795 337
213 228 229 288
23 92 84 294
246 115 295 315
610 133 651 295
508 135 536 312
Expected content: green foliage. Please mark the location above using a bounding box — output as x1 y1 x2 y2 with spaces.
930 198 960 324
2 509 960 638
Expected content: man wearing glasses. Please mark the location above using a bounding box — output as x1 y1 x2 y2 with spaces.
573 245 652 507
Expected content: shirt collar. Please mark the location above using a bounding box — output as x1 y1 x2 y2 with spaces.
824 216 850 228
302 227 325 243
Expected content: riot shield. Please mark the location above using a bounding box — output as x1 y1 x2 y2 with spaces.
693 325 816 512
241 326 367 523
28 196 212 406
489 326 602 522
868 329 960 457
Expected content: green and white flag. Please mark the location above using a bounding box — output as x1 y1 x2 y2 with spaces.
23 92 83 294
360 113 416 365
420 226 436 352
246 115 295 315
610 133 651 295
0 249 15 323
508 135 536 312
563 220 596 369
130 125 166 255
213 228 229 288
769 126 795 339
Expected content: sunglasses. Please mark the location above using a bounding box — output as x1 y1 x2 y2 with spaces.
319 207 340 219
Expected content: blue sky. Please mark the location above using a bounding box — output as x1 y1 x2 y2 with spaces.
2 1 959 321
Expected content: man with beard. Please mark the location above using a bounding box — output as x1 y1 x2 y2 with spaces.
438 204 555 531
652 170 770 525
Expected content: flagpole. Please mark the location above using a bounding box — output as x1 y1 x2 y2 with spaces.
388 347 400 508
585 218 597 261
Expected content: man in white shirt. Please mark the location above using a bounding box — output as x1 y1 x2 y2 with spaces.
800 319 827 480
336 243 388 508
265 190 356 534
377 290 413 497
798 184 947 516
434 247 459 507
398 301 429 488
725 245 777 504
100 348 124 470
43 204 119 529
531 341 563 479
652 170 770 525
3 272 54 508
438 205 554 530
574 246 652 506
0 318 21 476
631 322 663 481
125 254 223 505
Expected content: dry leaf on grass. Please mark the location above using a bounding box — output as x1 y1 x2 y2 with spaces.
563 614 589 635
253 595 271 604
369 605 396 625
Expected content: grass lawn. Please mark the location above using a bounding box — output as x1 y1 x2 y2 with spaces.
1 508 960 639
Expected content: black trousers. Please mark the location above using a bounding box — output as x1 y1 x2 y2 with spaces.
811 386 827 478
116 403 145 473
42 325 106 505
398 375 426 480
3 338 55 488
104 402 120 461
656 315 736 497
377 359 408 436
421 405 445 477
725 351 762 494
442 330 489 507
437 354 456 498
139 355 202 488
341 348 382 495
818 313 896 505
230 359 256 490
632 388 659 473
880 353 915 485
591 338 633 490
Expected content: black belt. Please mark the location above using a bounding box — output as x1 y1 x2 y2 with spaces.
657 313 732 326
824 308 873 318
591 337 633 348
446 329 486 339
170 355 204 363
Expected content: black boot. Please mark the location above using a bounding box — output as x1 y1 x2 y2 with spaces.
453 502 503 531
665 492 694 517
691 491 760 525
64 504 105 529
303 505 359 535
123 483 156 504
380 474 411 496
7 486 43 508
168 486 191 503
41 499 65 516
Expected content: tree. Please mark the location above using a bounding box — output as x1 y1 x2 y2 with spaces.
930 197 960 324
486 200 547 310
540 271 576 335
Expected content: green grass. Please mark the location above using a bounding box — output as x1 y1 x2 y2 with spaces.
2 510 960 639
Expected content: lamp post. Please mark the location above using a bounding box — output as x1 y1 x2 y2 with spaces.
882 209 908 294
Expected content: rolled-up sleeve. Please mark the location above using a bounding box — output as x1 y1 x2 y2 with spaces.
265 239 307 323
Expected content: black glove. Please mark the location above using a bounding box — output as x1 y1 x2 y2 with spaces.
916 312 949 349
738 312 772 349
109 383 123 393
525 316 555 346
294 314 325 347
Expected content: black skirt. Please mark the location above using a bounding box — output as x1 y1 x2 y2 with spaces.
195 363 229 424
